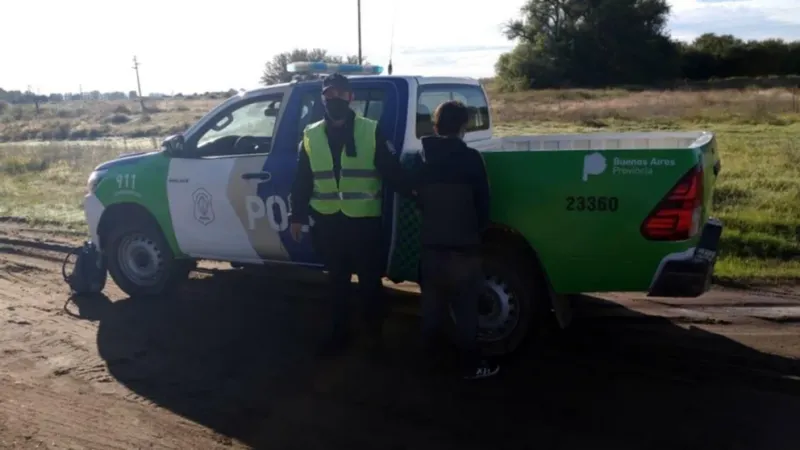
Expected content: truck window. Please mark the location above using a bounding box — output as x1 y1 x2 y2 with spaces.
294 88 387 144
416 84 490 138
190 95 283 156
351 89 385 121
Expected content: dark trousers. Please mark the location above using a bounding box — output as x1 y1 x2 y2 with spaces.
420 248 483 368
311 213 386 337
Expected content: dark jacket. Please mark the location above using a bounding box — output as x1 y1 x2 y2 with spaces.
415 135 490 252
288 110 413 225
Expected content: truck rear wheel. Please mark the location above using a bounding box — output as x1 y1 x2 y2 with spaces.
466 245 552 357
104 217 190 297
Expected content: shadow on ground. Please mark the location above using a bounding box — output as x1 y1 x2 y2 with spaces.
68 268 800 450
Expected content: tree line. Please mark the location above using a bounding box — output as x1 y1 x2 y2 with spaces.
1 48 359 110
0 89 135 104
0 88 245 113
0 89 233 104
494 0 800 90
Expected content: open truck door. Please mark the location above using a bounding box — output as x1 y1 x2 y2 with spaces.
261 76 409 269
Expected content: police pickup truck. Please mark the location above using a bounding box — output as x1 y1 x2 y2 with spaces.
84 62 723 356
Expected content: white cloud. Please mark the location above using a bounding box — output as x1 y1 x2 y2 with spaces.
0 0 797 95
667 0 800 41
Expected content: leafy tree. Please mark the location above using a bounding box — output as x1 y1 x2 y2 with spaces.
692 33 744 59
497 0 678 89
260 49 367 85
496 1 800 90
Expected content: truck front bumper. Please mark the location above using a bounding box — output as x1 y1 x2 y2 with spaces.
83 193 105 250
647 218 723 298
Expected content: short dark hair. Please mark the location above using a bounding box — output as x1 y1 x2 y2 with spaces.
322 73 351 94
433 100 469 136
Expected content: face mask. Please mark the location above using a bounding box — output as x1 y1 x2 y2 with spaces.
323 98 350 121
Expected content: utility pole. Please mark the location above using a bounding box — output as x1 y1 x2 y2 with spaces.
27 84 41 114
357 0 362 64
132 55 145 111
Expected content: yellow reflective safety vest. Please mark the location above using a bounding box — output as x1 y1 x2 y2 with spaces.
303 116 382 217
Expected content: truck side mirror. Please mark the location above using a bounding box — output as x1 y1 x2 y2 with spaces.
161 134 185 154
264 100 280 117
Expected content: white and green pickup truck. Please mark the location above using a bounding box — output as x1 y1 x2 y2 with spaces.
84 62 722 355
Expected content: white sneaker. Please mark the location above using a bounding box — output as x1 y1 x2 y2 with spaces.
463 360 500 380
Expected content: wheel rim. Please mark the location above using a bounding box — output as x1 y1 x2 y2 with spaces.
449 274 521 343
117 233 164 287
477 275 520 342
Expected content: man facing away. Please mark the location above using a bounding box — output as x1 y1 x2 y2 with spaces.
288 73 414 357
415 100 500 380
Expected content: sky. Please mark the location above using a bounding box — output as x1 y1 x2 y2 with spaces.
1 0 799 95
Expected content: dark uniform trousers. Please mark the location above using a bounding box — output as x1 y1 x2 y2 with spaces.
311 211 386 336
419 248 483 368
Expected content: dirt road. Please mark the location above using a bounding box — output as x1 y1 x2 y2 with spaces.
1 222 800 450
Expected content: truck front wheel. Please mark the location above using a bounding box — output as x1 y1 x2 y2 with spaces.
104 218 189 297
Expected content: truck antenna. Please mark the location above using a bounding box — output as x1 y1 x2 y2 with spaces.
388 4 396 75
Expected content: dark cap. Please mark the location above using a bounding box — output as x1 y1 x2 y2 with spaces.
322 73 351 94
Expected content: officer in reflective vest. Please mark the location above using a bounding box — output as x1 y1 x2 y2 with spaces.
288 73 414 357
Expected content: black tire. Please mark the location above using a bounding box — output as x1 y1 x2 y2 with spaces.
104 216 189 297
473 245 553 357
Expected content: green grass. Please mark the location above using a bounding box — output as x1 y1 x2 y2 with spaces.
0 139 154 228
715 258 800 284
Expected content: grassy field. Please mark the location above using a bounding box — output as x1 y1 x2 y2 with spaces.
1 86 799 284
0 98 218 142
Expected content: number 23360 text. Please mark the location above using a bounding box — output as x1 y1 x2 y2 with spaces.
566 196 618 212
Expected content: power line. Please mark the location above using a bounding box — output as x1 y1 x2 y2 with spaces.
388 0 397 75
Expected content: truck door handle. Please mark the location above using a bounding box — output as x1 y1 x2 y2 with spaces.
242 172 272 181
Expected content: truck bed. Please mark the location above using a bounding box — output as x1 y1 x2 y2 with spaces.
477 131 714 152
390 129 719 293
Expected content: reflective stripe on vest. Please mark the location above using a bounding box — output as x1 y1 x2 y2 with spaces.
303 116 382 217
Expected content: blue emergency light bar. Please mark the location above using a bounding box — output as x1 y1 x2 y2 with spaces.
287 61 384 75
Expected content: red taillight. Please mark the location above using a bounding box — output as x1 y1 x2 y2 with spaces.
641 165 704 241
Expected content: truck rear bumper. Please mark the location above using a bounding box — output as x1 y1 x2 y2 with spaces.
647 218 723 298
